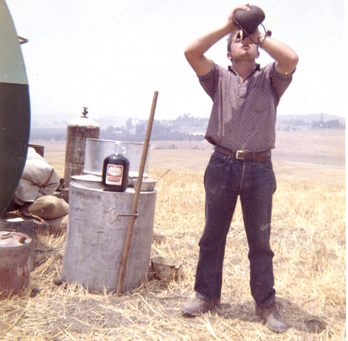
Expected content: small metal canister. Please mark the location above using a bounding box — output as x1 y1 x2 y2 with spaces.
0 231 31 297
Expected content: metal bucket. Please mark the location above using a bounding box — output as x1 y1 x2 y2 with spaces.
61 180 156 293
0 231 31 297
84 138 149 177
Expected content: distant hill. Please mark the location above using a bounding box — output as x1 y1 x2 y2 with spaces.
30 113 345 141
278 113 344 121
276 113 345 131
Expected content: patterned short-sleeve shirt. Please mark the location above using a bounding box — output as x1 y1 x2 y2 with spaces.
199 62 293 152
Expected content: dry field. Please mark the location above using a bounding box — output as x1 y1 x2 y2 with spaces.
0 129 345 340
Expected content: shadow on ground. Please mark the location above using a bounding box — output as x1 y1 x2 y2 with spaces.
213 297 328 334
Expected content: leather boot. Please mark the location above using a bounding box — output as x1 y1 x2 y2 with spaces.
182 294 220 316
256 302 288 333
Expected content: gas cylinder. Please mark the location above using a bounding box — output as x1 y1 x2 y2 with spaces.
0 231 32 297
64 107 100 186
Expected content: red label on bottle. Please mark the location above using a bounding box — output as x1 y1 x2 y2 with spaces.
105 164 124 186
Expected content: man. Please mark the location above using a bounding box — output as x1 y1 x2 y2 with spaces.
182 4 298 333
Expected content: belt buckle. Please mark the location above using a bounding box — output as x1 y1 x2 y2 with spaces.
235 150 245 160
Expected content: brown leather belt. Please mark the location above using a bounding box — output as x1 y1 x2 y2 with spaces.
214 145 271 162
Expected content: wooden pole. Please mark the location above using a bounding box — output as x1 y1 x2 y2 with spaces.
116 91 158 295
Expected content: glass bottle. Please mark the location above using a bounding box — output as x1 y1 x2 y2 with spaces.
102 143 130 192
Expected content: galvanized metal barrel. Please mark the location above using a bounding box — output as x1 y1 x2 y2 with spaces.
61 181 157 293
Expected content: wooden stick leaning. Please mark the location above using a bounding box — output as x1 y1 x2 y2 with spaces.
116 91 159 296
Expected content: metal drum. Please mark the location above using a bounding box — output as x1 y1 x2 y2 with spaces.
0 231 32 297
61 180 156 293
0 216 35 271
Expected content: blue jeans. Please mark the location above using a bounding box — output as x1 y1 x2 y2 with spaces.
194 151 276 308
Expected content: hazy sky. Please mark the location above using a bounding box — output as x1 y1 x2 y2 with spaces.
6 0 346 122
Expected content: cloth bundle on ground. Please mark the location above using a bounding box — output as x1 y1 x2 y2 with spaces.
14 147 59 205
28 195 69 220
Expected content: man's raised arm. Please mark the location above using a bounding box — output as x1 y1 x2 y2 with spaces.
184 5 250 76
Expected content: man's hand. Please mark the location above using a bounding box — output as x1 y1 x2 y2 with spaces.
242 27 261 45
184 4 254 76
227 4 251 32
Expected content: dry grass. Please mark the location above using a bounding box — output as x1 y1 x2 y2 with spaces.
0 163 345 340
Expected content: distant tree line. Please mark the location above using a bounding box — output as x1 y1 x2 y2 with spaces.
29 115 208 142
312 119 345 129
30 113 344 142
100 118 205 142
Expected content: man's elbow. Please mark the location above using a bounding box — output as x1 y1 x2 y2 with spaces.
278 52 299 75
286 49 299 70
184 46 195 63
289 51 299 69
183 46 213 76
